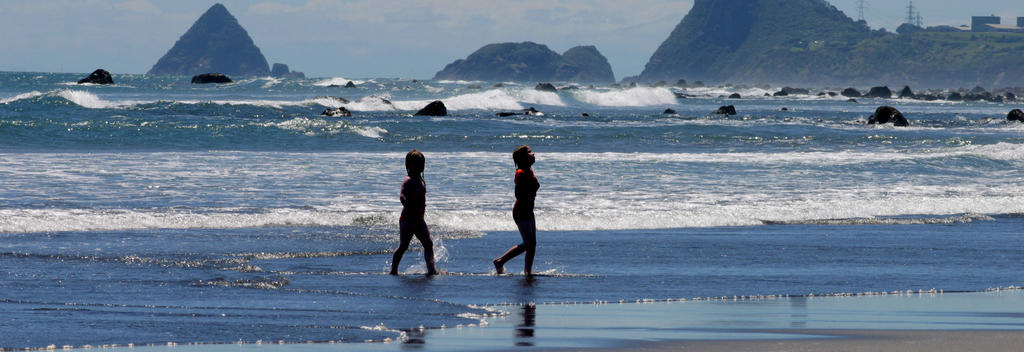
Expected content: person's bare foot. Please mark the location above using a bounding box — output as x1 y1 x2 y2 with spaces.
493 259 504 275
389 270 399 276
426 269 439 276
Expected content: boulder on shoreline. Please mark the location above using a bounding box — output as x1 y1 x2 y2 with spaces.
77 69 114 85
191 73 233 84
868 105 909 126
414 100 447 116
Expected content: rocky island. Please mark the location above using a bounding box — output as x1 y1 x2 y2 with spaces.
148 3 270 77
433 42 615 83
638 0 1024 87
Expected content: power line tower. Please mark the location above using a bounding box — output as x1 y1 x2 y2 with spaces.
906 1 916 24
856 0 867 22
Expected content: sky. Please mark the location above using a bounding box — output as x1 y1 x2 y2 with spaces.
0 0 1021 79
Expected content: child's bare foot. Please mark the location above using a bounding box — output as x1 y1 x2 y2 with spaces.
493 259 504 275
426 269 439 276
389 270 399 276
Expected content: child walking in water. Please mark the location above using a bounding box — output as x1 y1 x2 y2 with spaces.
390 150 438 275
494 145 539 275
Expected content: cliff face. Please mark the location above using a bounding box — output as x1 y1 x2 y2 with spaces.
148 3 270 77
638 0 1024 87
433 42 615 83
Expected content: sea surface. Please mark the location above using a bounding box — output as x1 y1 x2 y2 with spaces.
1 72 1022 349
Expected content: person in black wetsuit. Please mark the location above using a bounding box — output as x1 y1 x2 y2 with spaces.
493 145 539 275
390 149 438 275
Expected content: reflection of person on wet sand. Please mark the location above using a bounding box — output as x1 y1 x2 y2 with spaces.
515 305 537 346
494 145 539 276
390 149 438 275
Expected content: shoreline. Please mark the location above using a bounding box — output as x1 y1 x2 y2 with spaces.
57 289 1024 352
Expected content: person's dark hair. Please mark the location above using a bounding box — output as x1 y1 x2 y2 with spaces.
512 145 531 168
406 149 425 176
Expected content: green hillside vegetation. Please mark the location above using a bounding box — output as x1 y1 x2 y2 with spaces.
639 0 1024 87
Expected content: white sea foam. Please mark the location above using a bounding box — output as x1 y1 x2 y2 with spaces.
350 126 387 138
57 90 141 109
513 89 566 107
0 91 45 104
391 89 525 111
347 96 399 111
314 77 367 86
573 87 678 107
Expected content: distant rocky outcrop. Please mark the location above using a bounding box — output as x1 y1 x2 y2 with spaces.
841 88 862 98
865 86 892 99
433 41 615 83
77 69 114 85
869 106 909 126
148 3 270 77
271 63 305 79
414 101 447 116
191 73 233 84
637 0 1024 87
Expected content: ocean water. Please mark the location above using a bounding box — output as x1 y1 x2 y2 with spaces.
1 72 1023 349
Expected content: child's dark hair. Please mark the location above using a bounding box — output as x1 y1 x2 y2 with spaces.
406 149 425 176
512 145 530 168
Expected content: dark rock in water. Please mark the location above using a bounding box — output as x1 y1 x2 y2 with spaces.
841 88 862 98
535 83 557 92
728 93 742 99
714 105 737 115
496 112 519 117
898 85 914 98
674 92 689 99
663 108 678 114
865 86 892 98
817 92 826 96
271 63 305 79
1008 109 1024 122
315 96 350 104
827 92 838 97
779 87 810 95
1005 92 1017 101
149 4 270 77
191 73 233 84
328 84 341 87
675 79 688 87
321 107 351 117
433 41 615 83
524 107 544 116
415 100 447 116
493 83 504 88
344 81 357 88
780 107 789 111
581 113 590 117
764 93 772 97
467 85 482 89
868 106 909 126
947 92 963 101
77 69 114 85
847 98 858 103
919 94 938 101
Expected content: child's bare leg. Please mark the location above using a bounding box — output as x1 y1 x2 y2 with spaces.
494 245 525 275
391 223 415 275
519 220 537 275
413 224 438 275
